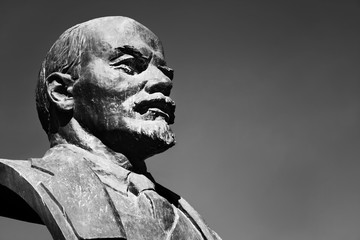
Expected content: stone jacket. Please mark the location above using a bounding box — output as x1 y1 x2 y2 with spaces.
0 144 221 240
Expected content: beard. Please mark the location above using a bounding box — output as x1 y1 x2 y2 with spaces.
96 112 176 162
117 97 176 158
123 117 175 146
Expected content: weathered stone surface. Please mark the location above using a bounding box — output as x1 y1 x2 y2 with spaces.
0 16 221 240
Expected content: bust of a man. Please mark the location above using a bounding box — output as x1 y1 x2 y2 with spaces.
0 16 221 240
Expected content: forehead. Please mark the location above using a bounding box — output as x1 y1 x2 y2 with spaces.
84 18 165 59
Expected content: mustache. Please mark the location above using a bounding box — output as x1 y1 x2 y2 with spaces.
133 93 175 124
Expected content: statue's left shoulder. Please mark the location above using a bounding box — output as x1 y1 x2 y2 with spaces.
0 158 45 224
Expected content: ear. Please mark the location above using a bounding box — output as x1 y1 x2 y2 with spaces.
46 72 75 111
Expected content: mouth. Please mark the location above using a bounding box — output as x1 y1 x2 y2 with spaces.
133 97 176 124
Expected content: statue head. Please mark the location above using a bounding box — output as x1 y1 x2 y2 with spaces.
36 16 176 162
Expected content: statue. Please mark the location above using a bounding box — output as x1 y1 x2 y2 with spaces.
0 16 221 240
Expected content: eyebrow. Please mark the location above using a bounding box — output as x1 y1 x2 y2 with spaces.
109 45 151 61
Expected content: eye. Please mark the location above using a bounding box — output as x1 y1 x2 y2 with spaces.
158 65 174 80
110 59 136 75
110 57 148 75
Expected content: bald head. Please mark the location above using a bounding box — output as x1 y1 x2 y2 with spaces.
82 17 164 56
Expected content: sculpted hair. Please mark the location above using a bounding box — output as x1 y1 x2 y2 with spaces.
36 24 89 134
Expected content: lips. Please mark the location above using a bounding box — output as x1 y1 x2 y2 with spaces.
134 97 175 124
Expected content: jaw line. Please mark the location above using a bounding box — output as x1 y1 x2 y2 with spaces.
122 117 175 144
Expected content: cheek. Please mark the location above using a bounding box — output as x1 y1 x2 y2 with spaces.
84 62 120 89
83 65 143 100
73 83 135 130
84 59 142 90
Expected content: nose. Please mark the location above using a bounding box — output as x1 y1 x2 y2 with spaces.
144 66 173 96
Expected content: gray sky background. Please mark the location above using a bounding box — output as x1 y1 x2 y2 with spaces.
0 1 360 240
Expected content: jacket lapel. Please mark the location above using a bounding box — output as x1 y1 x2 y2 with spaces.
31 145 126 240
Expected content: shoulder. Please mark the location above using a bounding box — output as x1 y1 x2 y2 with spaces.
0 148 127 240
0 158 50 224
0 158 49 188
0 158 33 175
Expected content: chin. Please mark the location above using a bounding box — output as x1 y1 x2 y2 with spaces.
114 117 176 160
125 117 176 147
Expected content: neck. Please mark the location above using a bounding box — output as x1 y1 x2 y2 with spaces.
49 119 147 173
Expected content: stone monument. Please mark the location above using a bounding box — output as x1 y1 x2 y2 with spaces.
0 16 221 240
